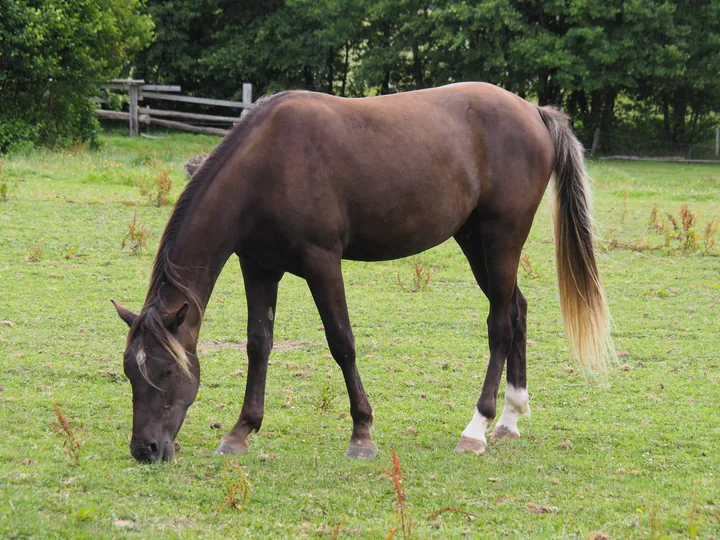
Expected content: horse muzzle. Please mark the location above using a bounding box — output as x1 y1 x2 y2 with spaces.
130 438 174 463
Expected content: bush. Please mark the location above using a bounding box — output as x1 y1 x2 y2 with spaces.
0 0 153 152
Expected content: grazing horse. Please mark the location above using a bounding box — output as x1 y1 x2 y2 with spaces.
112 82 612 462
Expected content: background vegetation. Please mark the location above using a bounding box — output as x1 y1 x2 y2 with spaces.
133 0 720 153
2 0 720 153
0 133 718 537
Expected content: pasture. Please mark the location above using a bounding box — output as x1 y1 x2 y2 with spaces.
1 133 718 538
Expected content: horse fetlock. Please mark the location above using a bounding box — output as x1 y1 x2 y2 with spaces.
460 407 490 452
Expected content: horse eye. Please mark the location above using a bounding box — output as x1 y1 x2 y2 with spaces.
163 366 175 378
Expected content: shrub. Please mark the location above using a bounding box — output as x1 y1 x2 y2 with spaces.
0 0 153 151
121 213 151 254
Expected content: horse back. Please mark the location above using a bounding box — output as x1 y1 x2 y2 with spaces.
233 83 555 263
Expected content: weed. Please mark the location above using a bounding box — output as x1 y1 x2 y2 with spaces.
121 213 151 254
519 253 539 279
0 160 14 202
51 403 82 465
317 372 338 413
664 212 681 250
383 450 412 539
134 168 172 206
678 204 699 251
219 458 250 511
397 257 431 293
702 219 718 255
641 204 718 255
155 168 172 207
62 245 86 260
142 150 163 169
26 243 43 262
648 203 661 231
133 173 156 203
620 189 628 226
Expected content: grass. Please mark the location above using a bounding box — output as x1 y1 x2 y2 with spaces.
1 133 719 538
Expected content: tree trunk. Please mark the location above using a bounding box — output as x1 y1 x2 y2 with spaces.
341 42 350 97
326 47 334 95
590 127 601 155
538 70 549 105
303 66 314 90
663 97 672 141
671 92 687 143
412 40 423 89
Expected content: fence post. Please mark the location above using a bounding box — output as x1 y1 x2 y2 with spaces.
129 81 140 136
716 127 719 157
242 83 253 106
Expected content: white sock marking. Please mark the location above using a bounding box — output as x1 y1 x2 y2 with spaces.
495 385 530 435
461 408 491 443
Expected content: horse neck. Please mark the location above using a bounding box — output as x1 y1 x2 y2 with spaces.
152 181 244 333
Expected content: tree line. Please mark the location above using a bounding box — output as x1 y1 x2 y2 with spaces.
2 0 719 152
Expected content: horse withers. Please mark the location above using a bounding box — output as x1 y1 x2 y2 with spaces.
112 82 612 462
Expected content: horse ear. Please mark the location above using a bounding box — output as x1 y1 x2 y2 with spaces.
111 299 138 328
163 303 189 331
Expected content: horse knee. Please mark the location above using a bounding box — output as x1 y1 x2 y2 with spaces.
247 328 271 360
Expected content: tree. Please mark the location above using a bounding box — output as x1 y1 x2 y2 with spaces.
0 0 153 151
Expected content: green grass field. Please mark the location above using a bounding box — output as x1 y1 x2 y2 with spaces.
1 133 719 538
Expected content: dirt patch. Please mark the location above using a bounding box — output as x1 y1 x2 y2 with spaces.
198 340 305 354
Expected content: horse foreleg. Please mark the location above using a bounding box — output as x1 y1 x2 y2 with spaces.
216 257 282 455
304 249 376 458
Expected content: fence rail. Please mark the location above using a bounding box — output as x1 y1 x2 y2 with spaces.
94 79 251 137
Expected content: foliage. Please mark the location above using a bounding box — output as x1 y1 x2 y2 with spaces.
121 213 151 254
26 243 43 262
51 403 82 466
131 0 720 150
0 0 153 151
134 167 172 207
219 459 250 511
383 450 413 539
397 257 431 293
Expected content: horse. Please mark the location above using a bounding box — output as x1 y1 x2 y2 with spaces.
112 82 613 462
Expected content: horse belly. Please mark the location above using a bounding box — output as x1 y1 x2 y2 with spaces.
342 180 476 261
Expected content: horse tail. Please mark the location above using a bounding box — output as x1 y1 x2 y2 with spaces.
537 106 614 372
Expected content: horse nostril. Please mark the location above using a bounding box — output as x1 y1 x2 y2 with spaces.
147 442 160 455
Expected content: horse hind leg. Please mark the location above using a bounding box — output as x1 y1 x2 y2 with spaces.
491 286 530 440
454 221 526 454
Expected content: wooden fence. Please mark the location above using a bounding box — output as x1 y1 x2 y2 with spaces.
94 79 252 137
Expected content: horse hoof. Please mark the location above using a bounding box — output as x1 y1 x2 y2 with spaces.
491 425 520 440
214 442 249 456
454 436 486 455
345 442 377 459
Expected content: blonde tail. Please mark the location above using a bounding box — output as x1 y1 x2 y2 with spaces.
537 106 614 372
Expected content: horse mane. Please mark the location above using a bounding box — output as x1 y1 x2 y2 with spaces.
130 91 291 378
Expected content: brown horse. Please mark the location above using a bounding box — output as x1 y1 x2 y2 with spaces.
112 82 612 462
